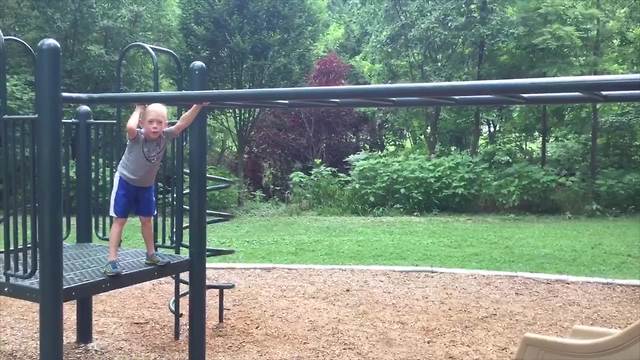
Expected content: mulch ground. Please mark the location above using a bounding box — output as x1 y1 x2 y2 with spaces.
1 268 639 359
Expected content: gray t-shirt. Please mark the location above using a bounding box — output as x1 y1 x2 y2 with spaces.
117 127 178 187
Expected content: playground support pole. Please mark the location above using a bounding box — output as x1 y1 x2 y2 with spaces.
36 39 63 360
0 30 6 115
76 105 93 344
188 61 208 360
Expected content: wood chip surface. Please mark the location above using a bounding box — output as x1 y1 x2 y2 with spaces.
1 269 639 359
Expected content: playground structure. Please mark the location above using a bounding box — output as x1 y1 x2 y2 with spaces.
1 31 639 360
515 319 640 360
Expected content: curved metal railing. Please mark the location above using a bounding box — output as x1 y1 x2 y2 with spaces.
1 34 38 280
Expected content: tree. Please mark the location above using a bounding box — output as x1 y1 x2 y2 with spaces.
344 0 473 156
249 53 374 197
1 0 183 114
180 0 324 191
506 0 595 167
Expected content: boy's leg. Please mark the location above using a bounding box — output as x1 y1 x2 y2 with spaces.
104 218 128 276
139 216 155 256
135 184 156 256
136 184 168 265
108 173 133 261
105 173 132 276
140 216 170 266
108 218 128 261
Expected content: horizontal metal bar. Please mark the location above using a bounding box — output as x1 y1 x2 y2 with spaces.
197 91 640 109
418 96 457 104
182 169 233 183
358 98 397 105
0 245 33 254
392 91 640 107
215 101 288 108
0 282 40 302
180 206 233 218
61 74 640 106
3 116 116 124
182 217 230 229
491 94 527 103
287 99 340 107
87 120 118 124
580 91 607 101
206 210 233 218
179 243 236 257
2 114 37 121
206 248 235 256
183 184 231 196
206 217 231 224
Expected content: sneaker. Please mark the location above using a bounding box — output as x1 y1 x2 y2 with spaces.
145 252 170 266
103 260 123 277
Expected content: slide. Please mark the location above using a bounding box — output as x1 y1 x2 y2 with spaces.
515 319 640 360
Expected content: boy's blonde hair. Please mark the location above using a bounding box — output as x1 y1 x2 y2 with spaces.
143 103 169 122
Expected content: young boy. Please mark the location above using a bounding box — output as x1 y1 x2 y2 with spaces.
104 103 206 276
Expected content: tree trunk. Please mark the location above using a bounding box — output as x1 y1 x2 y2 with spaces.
540 105 548 168
424 107 441 157
236 147 245 206
589 0 602 198
590 103 599 189
486 107 501 144
470 0 488 156
471 108 481 155
233 109 251 206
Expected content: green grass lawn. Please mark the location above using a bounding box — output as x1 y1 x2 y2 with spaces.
115 214 640 279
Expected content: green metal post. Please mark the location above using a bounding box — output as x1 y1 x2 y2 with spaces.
75 105 93 344
36 38 63 360
1 31 8 280
0 30 6 115
174 132 184 340
188 61 208 360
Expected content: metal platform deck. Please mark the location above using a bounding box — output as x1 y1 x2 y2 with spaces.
0 243 190 303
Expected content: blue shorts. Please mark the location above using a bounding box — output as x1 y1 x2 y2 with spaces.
109 173 156 218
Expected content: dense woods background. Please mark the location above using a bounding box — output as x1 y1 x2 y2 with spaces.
1 0 639 214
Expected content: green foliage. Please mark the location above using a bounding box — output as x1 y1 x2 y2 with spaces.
2 0 183 117
595 169 640 212
343 152 483 214
547 132 590 175
484 163 561 212
289 161 351 214
205 165 240 211
288 151 639 215
180 0 325 183
599 110 640 170
6 75 35 115
478 136 534 167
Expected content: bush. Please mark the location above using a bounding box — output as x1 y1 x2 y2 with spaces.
205 165 240 211
346 152 483 214
595 169 640 212
479 137 534 168
482 163 562 213
284 151 640 216
549 175 590 214
289 161 351 214
547 133 590 176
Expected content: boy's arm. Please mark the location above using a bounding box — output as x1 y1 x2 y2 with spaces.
127 105 145 140
171 104 207 135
